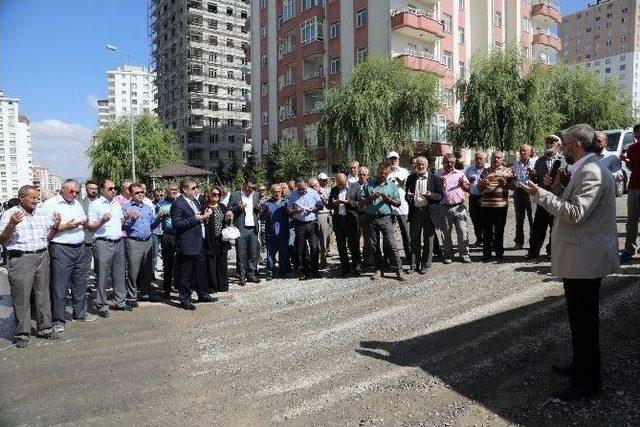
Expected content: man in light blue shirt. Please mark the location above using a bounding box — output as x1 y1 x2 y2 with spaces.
465 152 488 247
42 179 96 331
594 131 624 184
87 179 129 316
122 183 159 304
287 178 323 279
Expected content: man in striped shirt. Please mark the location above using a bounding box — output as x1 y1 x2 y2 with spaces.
479 151 515 261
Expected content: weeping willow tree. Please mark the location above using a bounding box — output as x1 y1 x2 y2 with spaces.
318 55 440 166
451 47 541 151
451 47 635 151
88 114 184 184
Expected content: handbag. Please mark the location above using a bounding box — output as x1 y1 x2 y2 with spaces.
221 225 241 242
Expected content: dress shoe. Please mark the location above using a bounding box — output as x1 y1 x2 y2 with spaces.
238 279 246 287
247 276 261 283
36 330 60 340
126 300 139 308
180 301 196 310
198 294 218 303
138 294 150 302
14 336 29 349
370 270 382 281
163 290 171 300
113 304 133 311
396 271 406 282
418 266 429 275
97 310 110 318
551 364 574 377
552 386 601 401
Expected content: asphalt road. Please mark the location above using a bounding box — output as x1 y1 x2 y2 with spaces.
0 197 638 426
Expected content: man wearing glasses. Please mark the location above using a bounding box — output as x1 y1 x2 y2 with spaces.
228 179 262 286
42 179 96 332
122 183 159 305
171 178 217 310
87 179 129 317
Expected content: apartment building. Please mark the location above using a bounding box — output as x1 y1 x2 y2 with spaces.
251 0 561 169
0 91 33 201
560 0 640 108
98 65 158 129
150 0 252 172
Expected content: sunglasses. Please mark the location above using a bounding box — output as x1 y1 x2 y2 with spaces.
211 192 220 197
190 185 198 190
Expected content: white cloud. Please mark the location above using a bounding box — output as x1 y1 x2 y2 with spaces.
30 119 93 180
85 94 99 110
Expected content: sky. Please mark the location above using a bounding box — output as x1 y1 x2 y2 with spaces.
1 0 590 179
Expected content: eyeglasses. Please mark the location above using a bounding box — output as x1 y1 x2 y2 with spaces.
189 185 198 190
106 186 115 191
134 191 145 195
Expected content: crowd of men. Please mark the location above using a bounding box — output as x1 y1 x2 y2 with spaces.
0 122 632 401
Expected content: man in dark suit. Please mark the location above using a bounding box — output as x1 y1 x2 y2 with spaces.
329 173 360 276
170 178 217 310
405 156 441 274
228 178 261 286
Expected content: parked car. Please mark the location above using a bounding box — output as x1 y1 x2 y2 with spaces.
604 128 634 197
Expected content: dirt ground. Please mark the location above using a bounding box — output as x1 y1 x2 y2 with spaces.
0 197 638 426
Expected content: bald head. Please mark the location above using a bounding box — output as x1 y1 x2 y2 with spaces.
336 173 347 188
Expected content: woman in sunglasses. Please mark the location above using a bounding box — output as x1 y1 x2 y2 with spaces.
203 186 233 292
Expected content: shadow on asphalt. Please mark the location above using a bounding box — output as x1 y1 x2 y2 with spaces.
356 280 640 426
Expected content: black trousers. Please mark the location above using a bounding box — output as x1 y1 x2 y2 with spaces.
334 214 360 269
482 206 508 259
468 195 484 244
563 278 602 390
206 238 229 292
161 233 176 293
295 220 319 276
410 207 434 269
529 206 554 255
513 189 533 246
176 250 209 305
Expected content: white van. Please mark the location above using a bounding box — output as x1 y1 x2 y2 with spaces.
604 128 634 196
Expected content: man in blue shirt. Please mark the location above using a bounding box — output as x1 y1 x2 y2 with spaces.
287 178 324 280
262 184 290 280
464 152 488 247
360 162 406 281
155 182 179 299
122 182 158 304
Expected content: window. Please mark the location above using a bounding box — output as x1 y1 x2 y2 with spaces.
261 81 268 96
458 0 464 11
330 56 340 74
228 136 235 144
443 51 453 70
458 61 465 79
605 67 611 73
522 16 530 33
260 25 267 38
302 0 324 11
442 13 452 34
330 20 340 38
457 27 465 45
262 111 268 125
355 8 367 28
261 53 268 67
283 0 296 22
493 11 502 28
356 45 368 63
301 16 324 45
620 64 626 71
260 0 267 10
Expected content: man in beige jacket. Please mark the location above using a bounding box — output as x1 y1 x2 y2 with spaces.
521 123 618 401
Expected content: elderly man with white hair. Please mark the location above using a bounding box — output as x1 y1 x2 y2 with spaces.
329 173 360 275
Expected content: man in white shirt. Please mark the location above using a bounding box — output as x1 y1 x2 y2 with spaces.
512 144 536 250
312 173 332 267
392 177 411 266
346 161 360 184
42 179 97 332
87 179 129 317
329 173 360 275
386 151 410 183
228 179 262 285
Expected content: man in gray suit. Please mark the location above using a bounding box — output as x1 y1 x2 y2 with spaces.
228 178 262 286
521 124 618 401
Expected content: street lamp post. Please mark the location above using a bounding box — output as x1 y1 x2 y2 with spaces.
106 43 137 181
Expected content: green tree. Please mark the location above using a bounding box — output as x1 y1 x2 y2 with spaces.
451 47 535 151
539 62 634 131
268 140 317 182
319 55 440 165
89 114 183 184
245 150 268 184
231 168 245 191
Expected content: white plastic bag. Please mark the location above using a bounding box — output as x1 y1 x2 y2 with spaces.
221 225 241 242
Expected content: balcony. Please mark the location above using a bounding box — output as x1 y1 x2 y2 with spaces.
532 31 562 52
391 9 445 42
393 49 447 77
531 0 561 26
